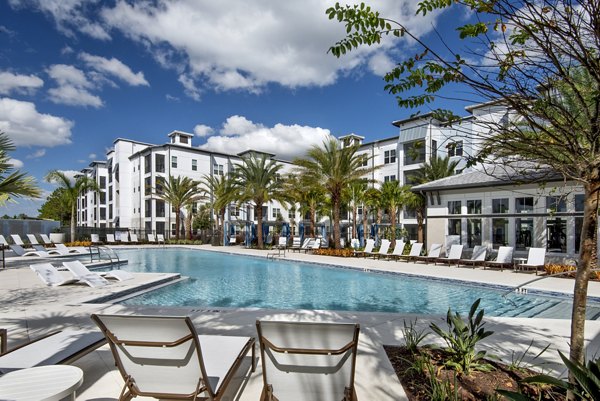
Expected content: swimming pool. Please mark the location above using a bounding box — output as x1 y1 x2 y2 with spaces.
112 248 600 319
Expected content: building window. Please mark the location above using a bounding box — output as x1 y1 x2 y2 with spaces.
403 141 426 165
156 222 165 235
171 156 178 168
155 154 165 173
574 194 584 212
404 170 420 185
145 199 151 218
467 219 482 248
384 175 397 182
515 197 534 213
448 200 461 215
448 219 461 239
99 176 106 189
145 177 152 195
359 154 368 167
272 208 281 219
467 199 481 214
192 159 197 171
99 192 106 204
515 218 533 250
546 196 567 213
547 217 566 252
384 149 396 164
448 141 463 157
213 164 224 176
109 187 113 202
492 198 509 214
99 208 106 220
180 136 189 144
288 210 295 219
155 176 165 195
156 200 165 217
144 154 151 174
492 218 509 248
575 217 583 253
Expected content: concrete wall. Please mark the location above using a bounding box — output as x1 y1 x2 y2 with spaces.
0 219 60 237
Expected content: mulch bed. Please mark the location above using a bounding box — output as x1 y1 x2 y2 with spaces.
384 345 565 400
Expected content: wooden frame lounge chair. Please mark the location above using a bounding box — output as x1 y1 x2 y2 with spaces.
457 245 488 268
484 246 514 271
306 238 321 253
367 239 390 259
290 236 301 249
413 243 443 264
518 247 547 275
387 240 406 260
91 314 256 401
435 244 464 266
353 238 374 257
275 236 287 250
256 320 360 401
291 238 310 252
0 328 106 374
397 242 424 262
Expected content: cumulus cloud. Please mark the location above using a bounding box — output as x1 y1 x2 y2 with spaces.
8 0 110 40
0 97 73 147
79 52 149 86
199 115 332 160
99 0 442 95
193 124 214 137
0 71 44 95
8 158 23 169
178 74 201 101
26 149 46 158
47 64 103 107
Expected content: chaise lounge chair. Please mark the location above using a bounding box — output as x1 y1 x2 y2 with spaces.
157 234 166 245
9 244 51 258
147 233 157 243
457 245 488 268
484 246 514 271
39 233 54 246
0 328 106 374
353 238 374 257
366 239 390 259
387 240 406 260
291 238 310 252
256 320 360 401
91 314 256 401
397 242 424 262
435 244 464 266
129 233 139 244
29 263 84 287
10 234 28 247
413 243 443 264
63 260 132 284
517 247 547 275
26 234 41 246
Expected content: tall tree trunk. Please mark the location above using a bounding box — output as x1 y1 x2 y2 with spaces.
70 204 76 243
352 204 357 239
362 206 369 244
390 207 397 248
256 202 264 249
219 209 225 246
416 208 424 244
310 205 316 237
333 196 341 249
175 207 180 240
569 179 600 397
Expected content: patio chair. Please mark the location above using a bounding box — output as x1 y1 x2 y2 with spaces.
484 246 514 271
39 233 54 245
29 263 81 287
290 236 301 249
147 233 157 243
229 235 237 245
397 242 424 262
518 247 547 275
26 234 41 246
291 238 310 252
10 234 28 247
90 233 101 244
353 238 374 257
0 234 8 248
9 244 51 257
387 240 406 260
0 328 106 374
306 238 321 253
91 314 256 401
49 243 86 255
275 236 287 249
63 260 132 284
413 243 443 264
118 232 130 244
435 244 464 266
457 245 488 268
350 238 360 250
367 239 390 259
256 320 360 401
129 233 139 244
157 234 166 245
106 234 116 244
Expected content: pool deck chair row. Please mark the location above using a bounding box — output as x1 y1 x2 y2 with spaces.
30 261 133 288
91 314 256 401
0 328 106 374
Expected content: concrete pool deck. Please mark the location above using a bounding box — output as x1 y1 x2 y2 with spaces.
2 244 600 400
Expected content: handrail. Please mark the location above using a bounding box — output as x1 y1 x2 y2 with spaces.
88 244 121 266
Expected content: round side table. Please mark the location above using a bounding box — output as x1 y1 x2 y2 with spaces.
0 365 83 401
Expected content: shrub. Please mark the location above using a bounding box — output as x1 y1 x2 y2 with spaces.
429 298 494 375
544 264 600 280
402 318 429 354
312 248 355 257
67 241 91 247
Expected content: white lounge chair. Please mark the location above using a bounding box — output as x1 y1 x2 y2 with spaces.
0 235 8 248
39 234 53 245
106 234 116 244
413 243 443 264
291 238 310 252
129 233 139 243
435 244 464 266
29 263 79 286
147 233 156 243
156 234 165 244
9 244 51 258
48 243 86 255
91 314 256 401
457 245 488 268
275 236 287 249
353 238 375 257
350 238 360 250
397 242 424 262
484 246 514 271
518 247 547 275
290 236 302 249
0 328 106 374
387 240 406 260
90 233 101 244
256 320 360 401
367 239 390 259
63 260 133 282
26 234 41 246
117 232 129 244
10 234 27 247
229 235 237 245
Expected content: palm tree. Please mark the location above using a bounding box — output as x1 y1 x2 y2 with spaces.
200 173 237 245
295 138 376 249
233 153 288 249
380 181 410 248
0 132 41 205
156 175 203 240
344 181 368 240
365 187 383 243
284 172 327 238
45 170 99 242
404 191 426 243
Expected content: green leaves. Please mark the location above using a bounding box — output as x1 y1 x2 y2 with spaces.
416 0 453 16
457 22 489 38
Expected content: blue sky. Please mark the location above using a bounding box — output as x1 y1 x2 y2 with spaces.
0 0 464 217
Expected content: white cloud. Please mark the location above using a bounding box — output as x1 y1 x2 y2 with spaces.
0 72 44 95
26 149 46 158
8 158 23 168
79 52 149 86
193 124 214 137
99 0 442 93
89 153 97 159
200 115 332 160
0 97 73 147
368 52 396 76
47 64 103 107
166 94 180 102
61 45 74 55
8 0 111 40
178 74 201 101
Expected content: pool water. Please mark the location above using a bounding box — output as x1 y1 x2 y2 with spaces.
113 248 600 319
